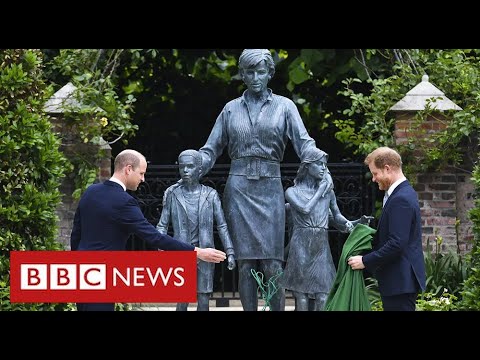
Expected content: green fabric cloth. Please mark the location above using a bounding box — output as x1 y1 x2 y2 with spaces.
325 223 377 311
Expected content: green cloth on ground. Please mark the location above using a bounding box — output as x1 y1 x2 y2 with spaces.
325 223 377 311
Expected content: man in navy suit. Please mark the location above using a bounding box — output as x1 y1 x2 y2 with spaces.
348 147 426 311
70 149 226 311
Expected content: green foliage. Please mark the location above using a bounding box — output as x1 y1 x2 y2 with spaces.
457 162 480 310
416 289 457 311
336 49 480 175
286 49 367 89
190 50 239 82
0 49 71 310
336 75 413 155
365 277 383 311
457 264 480 310
43 49 141 198
281 49 373 147
423 237 468 298
115 303 132 311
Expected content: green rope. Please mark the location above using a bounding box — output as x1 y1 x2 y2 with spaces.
251 269 283 311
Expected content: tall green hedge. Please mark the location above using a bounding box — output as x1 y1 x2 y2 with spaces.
0 49 69 310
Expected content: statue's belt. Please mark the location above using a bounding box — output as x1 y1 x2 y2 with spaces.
229 157 281 180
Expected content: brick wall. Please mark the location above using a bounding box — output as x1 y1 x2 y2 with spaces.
415 172 474 254
395 111 449 146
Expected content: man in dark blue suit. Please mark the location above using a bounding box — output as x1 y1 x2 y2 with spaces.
348 147 426 311
70 149 227 311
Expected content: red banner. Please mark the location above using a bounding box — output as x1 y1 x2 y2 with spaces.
10 251 197 303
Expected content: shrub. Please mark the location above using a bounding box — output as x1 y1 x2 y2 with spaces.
457 162 480 310
416 289 457 311
423 237 467 298
0 49 70 310
365 277 383 311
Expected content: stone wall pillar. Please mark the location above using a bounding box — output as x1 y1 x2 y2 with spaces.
390 75 473 254
45 83 111 249
49 115 111 249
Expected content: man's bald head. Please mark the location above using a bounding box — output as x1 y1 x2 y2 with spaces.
114 149 146 172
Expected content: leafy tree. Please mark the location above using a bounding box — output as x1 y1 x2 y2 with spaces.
0 49 70 310
334 49 480 175
42 49 141 199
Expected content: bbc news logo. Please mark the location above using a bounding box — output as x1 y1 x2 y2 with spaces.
10 251 197 303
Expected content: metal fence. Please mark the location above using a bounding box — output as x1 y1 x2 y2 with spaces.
127 162 377 303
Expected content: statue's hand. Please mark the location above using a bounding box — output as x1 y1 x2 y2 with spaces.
321 171 334 197
347 215 375 231
345 221 354 233
227 254 236 270
359 215 374 226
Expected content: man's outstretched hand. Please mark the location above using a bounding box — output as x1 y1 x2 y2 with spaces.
195 247 226 263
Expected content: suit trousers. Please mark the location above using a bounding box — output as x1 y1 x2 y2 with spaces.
381 293 417 311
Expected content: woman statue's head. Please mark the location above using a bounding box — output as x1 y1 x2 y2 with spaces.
238 49 275 77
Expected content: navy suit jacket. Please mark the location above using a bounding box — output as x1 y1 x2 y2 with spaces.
362 180 426 296
70 180 194 252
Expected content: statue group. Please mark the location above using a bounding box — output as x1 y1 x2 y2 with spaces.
157 49 371 311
